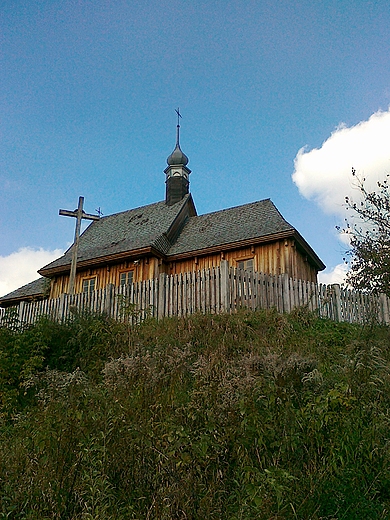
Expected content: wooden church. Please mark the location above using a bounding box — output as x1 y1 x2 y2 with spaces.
0 121 325 307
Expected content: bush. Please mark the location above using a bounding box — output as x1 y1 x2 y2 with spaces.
0 309 389 518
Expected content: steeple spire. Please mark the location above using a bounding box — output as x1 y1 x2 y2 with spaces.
175 107 181 146
164 109 191 205
167 107 189 167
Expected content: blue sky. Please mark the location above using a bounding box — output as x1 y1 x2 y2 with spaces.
1 0 390 295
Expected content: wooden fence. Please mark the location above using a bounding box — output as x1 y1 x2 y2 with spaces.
1 262 389 328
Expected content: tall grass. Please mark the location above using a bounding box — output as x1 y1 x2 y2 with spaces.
0 308 390 518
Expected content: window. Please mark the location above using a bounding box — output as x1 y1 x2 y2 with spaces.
82 277 96 294
120 270 134 286
236 258 254 272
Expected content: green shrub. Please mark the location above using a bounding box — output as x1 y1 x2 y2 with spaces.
0 309 389 518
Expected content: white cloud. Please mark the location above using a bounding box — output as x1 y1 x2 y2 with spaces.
318 263 348 286
0 247 63 297
293 109 390 282
292 108 390 217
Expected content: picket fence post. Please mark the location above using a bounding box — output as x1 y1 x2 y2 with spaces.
379 293 389 324
57 293 66 322
220 261 230 313
104 284 115 317
332 284 342 322
158 273 167 319
18 301 25 325
281 273 291 314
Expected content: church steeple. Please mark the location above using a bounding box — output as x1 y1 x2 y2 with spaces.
164 108 191 206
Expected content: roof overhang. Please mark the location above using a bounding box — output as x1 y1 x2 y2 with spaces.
0 294 45 308
292 231 326 271
38 246 166 277
38 229 325 277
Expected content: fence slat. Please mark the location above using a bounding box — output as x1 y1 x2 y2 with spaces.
2 267 390 329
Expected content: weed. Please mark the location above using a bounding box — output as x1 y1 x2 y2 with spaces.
0 309 390 518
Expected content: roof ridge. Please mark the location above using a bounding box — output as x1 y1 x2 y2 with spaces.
192 198 273 219
99 199 166 219
100 194 192 220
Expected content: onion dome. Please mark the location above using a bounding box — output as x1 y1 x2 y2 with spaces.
167 143 189 166
164 109 191 205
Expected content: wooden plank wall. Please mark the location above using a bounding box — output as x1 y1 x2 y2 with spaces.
169 239 318 283
49 238 319 299
2 263 390 329
50 257 161 298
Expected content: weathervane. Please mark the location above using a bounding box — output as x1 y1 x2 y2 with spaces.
59 197 100 295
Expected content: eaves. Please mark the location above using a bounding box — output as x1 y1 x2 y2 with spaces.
167 230 325 271
38 246 167 277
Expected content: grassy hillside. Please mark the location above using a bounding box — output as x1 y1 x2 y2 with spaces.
0 308 390 519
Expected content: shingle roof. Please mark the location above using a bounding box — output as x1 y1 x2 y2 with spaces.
168 199 295 255
0 277 48 305
38 195 324 276
40 195 194 274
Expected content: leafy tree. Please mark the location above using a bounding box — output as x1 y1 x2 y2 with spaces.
339 168 390 295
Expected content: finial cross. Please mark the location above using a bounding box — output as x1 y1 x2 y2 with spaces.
175 107 182 126
175 108 182 146
59 196 100 295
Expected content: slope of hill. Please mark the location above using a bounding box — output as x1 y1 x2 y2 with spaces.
0 308 389 519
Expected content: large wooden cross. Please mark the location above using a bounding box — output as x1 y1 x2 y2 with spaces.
59 196 100 295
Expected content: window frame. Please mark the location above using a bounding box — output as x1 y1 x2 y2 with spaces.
235 257 255 272
82 276 97 295
119 270 134 287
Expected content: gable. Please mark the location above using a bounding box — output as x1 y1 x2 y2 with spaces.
167 199 325 270
39 195 196 276
168 199 293 255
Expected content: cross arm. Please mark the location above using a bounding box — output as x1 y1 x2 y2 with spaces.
59 209 100 221
82 212 100 221
59 209 77 217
